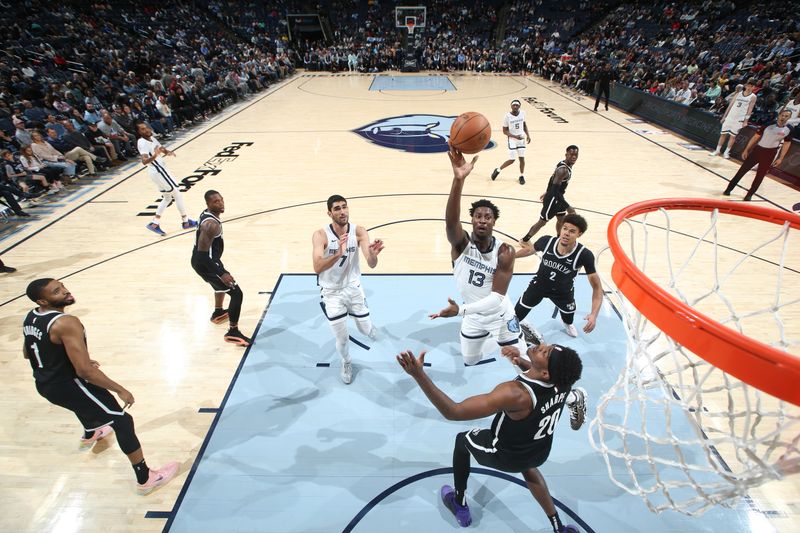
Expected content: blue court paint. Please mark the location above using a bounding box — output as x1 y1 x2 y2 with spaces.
369 75 456 91
167 274 763 533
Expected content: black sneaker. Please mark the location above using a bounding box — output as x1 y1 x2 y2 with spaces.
491 168 500 181
0 265 16 273
224 328 251 347
210 308 229 324
518 175 525 185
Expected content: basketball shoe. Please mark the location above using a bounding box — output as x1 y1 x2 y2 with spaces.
137 461 180 495
441 485 472 527
79 425 114 450
567 387 587 430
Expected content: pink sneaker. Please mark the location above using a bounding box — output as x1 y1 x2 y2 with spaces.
79 425 114 450
137 461 180 495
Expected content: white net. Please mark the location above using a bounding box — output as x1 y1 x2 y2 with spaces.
590 203 800 516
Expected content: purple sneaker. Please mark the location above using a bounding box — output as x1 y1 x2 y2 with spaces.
181 219 198 229
558 526 580 533
441 485 472 527
146 222 166 236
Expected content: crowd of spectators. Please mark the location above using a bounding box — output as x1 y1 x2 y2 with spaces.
1 0 295 220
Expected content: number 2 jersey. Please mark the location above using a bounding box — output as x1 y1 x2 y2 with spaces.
317 222 361 290
531 235 596 293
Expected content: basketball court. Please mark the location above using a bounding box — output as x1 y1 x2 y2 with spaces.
1 71 797 532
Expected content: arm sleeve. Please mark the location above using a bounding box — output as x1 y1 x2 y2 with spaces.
460 291 504 316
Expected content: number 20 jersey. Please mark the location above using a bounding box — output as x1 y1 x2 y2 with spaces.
453 236 502 313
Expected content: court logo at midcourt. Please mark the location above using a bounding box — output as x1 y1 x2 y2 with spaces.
354 114 495 154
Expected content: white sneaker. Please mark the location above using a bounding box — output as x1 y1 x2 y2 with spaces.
520 321 543 346
340 360 353 384
564 323 578 337
722 152 730 159
708 150 719 156
567 387 587 430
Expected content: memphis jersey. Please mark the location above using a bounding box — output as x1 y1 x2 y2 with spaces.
453 237 501 311
532 236 596 293
318 223 360 290
503 111 526 137
137 136 166 167
23 310 78 385
728 92 757 120
546 161 572 195
490 373 568 457
193 209 224 260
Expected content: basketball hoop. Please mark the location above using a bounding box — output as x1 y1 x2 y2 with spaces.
406 18 416 35
590 198 800 515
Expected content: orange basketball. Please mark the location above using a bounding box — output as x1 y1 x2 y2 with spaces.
449 112 491 154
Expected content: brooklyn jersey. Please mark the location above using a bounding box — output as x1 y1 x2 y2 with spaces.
532 236 596 293
453 236 500 310
490 373 569 457
546 161 572 195
23 310 78 385
503 111 526 136
317 223 360 290
192 209 224 261
727 92 757 120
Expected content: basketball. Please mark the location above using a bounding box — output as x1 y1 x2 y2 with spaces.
449 112 491 154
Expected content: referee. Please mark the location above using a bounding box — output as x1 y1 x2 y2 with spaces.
723 110 794 201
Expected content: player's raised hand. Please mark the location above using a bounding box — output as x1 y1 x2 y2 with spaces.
429 297 459 319
369 239 385 255
396 349 426 377
337 233 348 256
448 146 479 181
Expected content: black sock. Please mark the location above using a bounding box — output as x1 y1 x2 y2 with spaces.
133 459 150 484
455 489 466 507
83 429 95 440
548 512 563 532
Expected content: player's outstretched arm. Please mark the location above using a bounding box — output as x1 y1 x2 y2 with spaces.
445 148 477 256
490 243 515 296
357 225 383 269
397 350 527 421
53 316 135 408
583 272 604 333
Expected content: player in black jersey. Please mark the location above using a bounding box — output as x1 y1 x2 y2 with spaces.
396 328 586 533
22 278 179 494
191 189 251 346
520 146 579 244
515 213 603 338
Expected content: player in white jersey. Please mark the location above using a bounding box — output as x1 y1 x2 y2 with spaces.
312 195 384 384
136 122 197 236
710 78 757 159
491 99 531 185
430 148 525 365
780 89 800 128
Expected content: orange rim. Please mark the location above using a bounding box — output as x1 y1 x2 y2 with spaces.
607 198 800 406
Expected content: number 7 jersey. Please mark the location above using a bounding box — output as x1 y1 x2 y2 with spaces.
453 236 502 311
317 223 361 290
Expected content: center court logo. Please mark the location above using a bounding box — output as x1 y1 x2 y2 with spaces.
354 114 496 153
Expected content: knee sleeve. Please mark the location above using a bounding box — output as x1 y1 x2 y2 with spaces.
228 284 243 324
329 318 350 362
114 413 141 455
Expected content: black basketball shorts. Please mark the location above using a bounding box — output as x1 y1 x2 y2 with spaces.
36 378 125 431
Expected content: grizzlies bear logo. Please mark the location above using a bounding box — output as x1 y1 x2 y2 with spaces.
354 114 496 153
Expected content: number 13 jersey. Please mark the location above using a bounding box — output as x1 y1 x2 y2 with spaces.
453 236 502 313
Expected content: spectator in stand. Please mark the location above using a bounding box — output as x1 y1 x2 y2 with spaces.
2 148 48 196
14 119 32 147
61 121 115 165
85 122 121 162
98 111 136 158
45 127 105 175
30 131 77 179
83 103 102 125
156 95 178 129
19 145 65 192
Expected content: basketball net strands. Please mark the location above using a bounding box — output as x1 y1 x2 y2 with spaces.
590 198 800 516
